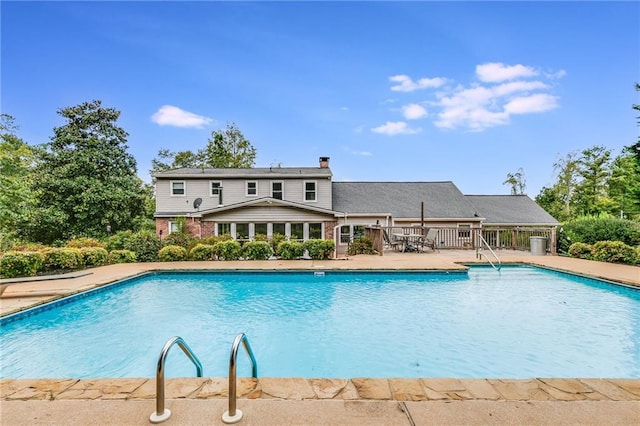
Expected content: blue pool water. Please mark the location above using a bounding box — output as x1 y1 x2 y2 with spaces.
1 266 639 379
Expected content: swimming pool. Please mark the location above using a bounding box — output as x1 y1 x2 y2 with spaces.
1 266 638 379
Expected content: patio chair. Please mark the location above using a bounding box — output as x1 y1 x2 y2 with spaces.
383 229 402 251
418 228 439 252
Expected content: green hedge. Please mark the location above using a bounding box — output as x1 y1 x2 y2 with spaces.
347 237 375 256
304 239 335 260
161 232 196 250
0 251 44 278
107 250 137 264
41 247 84 271
243 241 273 260
591 241 637 264
80 247 109 267
562 217 640 247
214 240 242 260
66 237 105 248
277 241 305 260
567 242 593 260
158 245 188 262
189 244 215 261
124 230 161 262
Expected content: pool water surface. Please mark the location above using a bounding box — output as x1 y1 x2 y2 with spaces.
1 266 638 379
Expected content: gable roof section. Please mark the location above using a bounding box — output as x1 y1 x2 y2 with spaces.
332 182 480 219
465 195 560 225
152 167 332 179
193 197 342 218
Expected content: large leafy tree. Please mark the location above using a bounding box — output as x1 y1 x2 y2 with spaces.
152 122 256 172
0 114 36 235
28 100 147 242
573 145 612 216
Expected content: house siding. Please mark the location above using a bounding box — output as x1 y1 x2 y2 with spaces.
155 177 332 213
202 206 332 222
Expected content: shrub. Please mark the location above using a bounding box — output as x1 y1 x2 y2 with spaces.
591 241 637 264
158 245 188 262
347 237 376 256
243 241 273 260
0 251 44 278
66 237 105 248
10 242 48 252
269 233 286 253
108 250 137 264
200 234 232 246
105 230 134 251
80 247 109 267
277 241 305 260
124 230 161 262
253 233 268 242
161 232 195 250
567 242 593 260
304 239 335 260
214 240 242 261
41 247 84 271
562 217 640 247
189 244 216 261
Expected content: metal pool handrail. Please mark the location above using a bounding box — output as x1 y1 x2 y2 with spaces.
150 336 203 424
222 333 258 424
476 233 502 271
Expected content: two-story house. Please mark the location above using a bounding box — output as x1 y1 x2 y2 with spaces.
153 157 559 251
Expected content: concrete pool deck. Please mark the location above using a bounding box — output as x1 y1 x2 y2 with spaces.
1 250 639 424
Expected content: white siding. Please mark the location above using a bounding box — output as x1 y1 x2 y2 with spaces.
156 177 333 213
203 206 332 222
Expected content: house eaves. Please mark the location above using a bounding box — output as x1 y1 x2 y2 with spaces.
152 167 332 180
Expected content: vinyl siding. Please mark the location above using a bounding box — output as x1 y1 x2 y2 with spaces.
156 177 333 213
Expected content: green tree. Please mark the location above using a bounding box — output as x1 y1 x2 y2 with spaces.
0 114 36 236
28 100 147 242
573 145 612 216
503 168 526 195
151 122 256 172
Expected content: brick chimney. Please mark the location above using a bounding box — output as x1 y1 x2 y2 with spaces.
319 156 330 168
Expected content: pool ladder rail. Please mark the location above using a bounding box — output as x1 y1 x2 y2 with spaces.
149 333 258 424
476 233 502 271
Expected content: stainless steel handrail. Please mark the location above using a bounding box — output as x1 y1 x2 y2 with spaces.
222 333 258 424
150 336 203 423
476 233 502 271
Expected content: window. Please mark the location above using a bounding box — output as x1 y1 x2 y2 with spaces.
271 181 283 200
171 181 185 196
272 223 285 236
236 223 249 240
290 223 304 241
210 181 223 204
309 223 322 239
254 223 267 238
169 221 181 234
246 181 257 196
340 225 351 244
217 223 231 236
304 181 316 201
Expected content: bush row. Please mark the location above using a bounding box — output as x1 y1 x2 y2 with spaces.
567 241 640 265
0 248 137 278
159 239 335 262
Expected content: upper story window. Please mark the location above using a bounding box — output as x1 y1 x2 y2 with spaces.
210 181 223 204
171 181 185 196
271 181 283 200
304 181 316 202
246 181 257 196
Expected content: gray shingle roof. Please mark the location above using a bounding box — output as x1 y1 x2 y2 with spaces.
332 182 479 219
152 167 332 179
465 195 560 225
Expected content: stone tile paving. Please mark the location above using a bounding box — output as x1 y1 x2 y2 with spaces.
2 378 639 402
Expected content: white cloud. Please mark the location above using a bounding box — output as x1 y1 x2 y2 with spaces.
151 105 213 128
402 103 428 120
504 94 558 114
476 62 538 82
371 121 422 135
389 74 447 92
343 146 373 156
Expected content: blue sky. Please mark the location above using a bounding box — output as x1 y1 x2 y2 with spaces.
2 1 639 197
